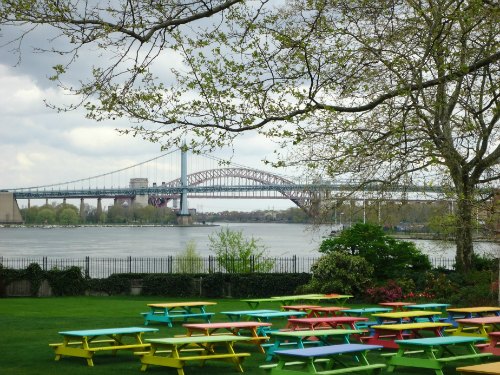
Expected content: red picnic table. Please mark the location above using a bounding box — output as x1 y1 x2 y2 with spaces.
287 316 369 333
282 305 321 318
477 331 500 356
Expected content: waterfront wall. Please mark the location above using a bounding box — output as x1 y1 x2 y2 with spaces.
0 192 23 224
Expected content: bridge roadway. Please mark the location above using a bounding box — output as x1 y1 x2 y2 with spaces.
10 182 445 200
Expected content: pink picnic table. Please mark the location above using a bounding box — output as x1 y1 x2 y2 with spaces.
308 306 350 317
287 316 369 333
379 302 416 311
282 305 321 318
453 316 500 338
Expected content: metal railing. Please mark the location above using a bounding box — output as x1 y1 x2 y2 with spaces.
0 256 456 278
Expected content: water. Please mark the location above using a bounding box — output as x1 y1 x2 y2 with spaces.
0 223 498 259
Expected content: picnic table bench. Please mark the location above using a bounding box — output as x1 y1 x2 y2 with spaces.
49 326 158 366
260 344 385 375
456 361 500 374
139 335 252 375
385 336 492 375
264 329 362 361
142 301 216 327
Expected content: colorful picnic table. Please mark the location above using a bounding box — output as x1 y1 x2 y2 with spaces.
405 303 455 325
385 336 492 375
242 294 352 309
244 310 307 328
140 335 252 375
308 306 351 317
264 328 362 361
182 321 271 353
457 361 500 374
477 331 500 356
342 307 392 330
452 317 500 338
379 302 416 311
220 309 280 322
260 344 386 374
49 326 158 366
282 305 321 317
447 307 500 320
372 310 442 324
361 322 451 349
287 316 369 332
142 301 216 327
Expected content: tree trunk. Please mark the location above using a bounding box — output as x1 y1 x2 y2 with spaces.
455 196 474 272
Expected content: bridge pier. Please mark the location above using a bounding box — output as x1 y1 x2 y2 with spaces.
80 198 85 221
0 192 23 224
97 198 102 221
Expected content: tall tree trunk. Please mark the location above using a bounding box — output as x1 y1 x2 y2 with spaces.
455 195 474 272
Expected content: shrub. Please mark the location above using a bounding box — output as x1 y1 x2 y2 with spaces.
365 280 403 303
319 223 431 281
46 266 88 296
300 251 373 295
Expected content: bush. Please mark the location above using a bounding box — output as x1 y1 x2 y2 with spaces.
300 251 373 295
46 266 88 296
365 280 403 303
142 274 195 297
319 223 431 281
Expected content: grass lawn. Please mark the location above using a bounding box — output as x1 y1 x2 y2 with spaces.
0 296 497 375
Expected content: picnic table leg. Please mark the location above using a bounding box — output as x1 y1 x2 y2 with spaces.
82 338 95 367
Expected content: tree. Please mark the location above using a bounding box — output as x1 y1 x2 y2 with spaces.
208 228 274 272
35 207 56 224
59 207 80 225
1 0 498 271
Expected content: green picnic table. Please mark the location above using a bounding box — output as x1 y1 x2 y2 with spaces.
385 336 492 375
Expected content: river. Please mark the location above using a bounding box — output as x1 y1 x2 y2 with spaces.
0 223 498 260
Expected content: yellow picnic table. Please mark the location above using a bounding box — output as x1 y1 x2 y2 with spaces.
49 326 158 366
457 361 500 374
139 335 252 375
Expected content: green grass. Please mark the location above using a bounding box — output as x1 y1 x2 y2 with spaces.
0 296 497 375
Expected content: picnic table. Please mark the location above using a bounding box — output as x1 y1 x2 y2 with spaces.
49 326 158 366
372 310 442 324
260 344 385 375
342 307 392 330
244 310 307 328
308 306 351 317
242 294 352 309
385 336 492 375
220 309 280 322
447 307 500 319
142 301 216 327
264 328 362 361
139 335 252 375
452 317 500 338
477 331 500 356
405 303 454 325
287 316 369 332
456 361 500 374
361 322 451 349
379 302 415 311
282 305 321 317
182 321 271 353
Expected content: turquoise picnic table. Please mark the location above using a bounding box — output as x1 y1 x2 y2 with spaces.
342 307 392 330
385 336 492 375
220 309 279 322
261 344 386 375
264 328 362 361
142 301 216 327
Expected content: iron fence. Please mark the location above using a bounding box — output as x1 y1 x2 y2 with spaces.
0 256 456 278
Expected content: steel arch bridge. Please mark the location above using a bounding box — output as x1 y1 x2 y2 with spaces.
151 167 315 210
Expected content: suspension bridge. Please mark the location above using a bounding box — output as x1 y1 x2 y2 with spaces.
0 148 458 224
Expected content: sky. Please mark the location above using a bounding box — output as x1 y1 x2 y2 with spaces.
0 24 297 213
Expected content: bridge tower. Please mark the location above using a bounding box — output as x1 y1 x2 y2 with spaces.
177 146 192 225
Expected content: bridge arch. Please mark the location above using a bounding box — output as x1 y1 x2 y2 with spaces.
164 168 312 210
